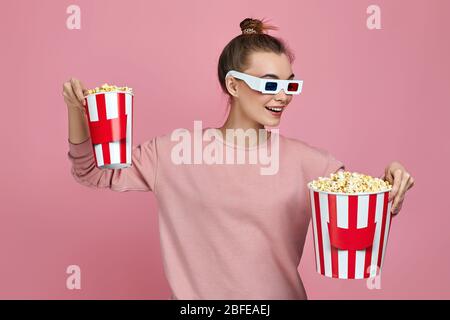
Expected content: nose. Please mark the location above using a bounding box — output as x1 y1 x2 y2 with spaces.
274 89 289 102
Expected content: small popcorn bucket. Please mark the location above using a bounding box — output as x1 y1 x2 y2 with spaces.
84 90 134 169
307 184 393 279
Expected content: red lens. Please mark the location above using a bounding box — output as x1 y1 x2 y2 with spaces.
287 82 299 92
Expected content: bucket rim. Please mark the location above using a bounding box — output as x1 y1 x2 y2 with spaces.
307 181 392 196
84 90 134 97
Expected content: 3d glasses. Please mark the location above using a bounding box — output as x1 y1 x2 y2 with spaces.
225 70 303 95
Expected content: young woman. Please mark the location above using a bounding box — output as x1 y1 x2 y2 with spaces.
63 18 414 300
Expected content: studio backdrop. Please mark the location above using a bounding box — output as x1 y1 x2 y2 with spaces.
0 0 448 299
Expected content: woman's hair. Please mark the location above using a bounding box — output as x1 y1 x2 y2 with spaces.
217 17 295 108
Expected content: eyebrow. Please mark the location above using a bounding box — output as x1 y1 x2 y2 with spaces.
260 73 295 79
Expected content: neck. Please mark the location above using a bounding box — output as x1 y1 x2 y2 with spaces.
217 103 271 148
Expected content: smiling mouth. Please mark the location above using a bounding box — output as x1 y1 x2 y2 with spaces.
265 106 284 113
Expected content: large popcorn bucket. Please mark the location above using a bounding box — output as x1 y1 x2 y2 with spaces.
84 91 134 169
307 184 393 279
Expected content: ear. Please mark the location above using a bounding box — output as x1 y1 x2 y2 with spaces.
225 77 239 97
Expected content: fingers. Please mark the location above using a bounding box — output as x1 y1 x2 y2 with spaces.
391 173 409 214
384 169 394 185
63 81 77 104
394 202 403 215
388 169 402 202
407 176 415 190
70 78 86 106
63 80 84 112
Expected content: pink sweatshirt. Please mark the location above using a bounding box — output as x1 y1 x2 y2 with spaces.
67 127 345 300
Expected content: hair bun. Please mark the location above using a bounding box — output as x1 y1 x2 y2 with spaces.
240 18 263 34
239 17 278 35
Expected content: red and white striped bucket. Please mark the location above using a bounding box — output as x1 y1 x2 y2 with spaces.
307 184 393 279
84 91 134 169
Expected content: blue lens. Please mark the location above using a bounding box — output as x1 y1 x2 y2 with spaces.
265 82 278 91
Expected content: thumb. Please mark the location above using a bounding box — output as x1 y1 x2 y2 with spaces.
383 171 396 202
379 171 394 201
384 171 394 185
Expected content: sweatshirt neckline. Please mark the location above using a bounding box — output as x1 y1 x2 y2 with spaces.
205 127 272 151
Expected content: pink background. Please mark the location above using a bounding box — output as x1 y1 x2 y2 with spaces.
0 0 449 299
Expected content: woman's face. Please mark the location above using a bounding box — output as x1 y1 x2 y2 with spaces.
226 51 295 127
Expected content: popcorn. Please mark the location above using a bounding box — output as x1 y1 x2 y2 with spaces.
309 171 392 193
86 83 133 95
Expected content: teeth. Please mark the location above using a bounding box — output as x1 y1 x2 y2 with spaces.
267 107 283 112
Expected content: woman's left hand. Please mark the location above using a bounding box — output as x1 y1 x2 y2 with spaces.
380 161 415 216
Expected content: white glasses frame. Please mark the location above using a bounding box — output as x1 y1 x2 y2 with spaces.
225 70 303 95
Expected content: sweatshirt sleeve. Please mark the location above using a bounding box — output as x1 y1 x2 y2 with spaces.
300 141 346 184
67 136 158 193
323 152 346 177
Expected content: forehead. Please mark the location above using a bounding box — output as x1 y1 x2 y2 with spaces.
244 51 293 78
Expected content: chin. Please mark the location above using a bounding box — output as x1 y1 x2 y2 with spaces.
268 119 281 126
261 118 281 127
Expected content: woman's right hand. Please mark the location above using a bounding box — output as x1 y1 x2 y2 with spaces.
62 77 89 113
